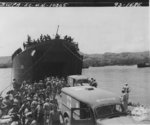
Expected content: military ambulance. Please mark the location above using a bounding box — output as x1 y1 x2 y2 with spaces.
60 86 149 125
67 75 90 87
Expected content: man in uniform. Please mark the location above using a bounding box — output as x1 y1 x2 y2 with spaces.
1 95 12 115
50 105 61 125
121 90 128 112
19 97 31 125
12 79 20 92
122 83 130 102
90 78 97 88
36 101 44 125
31 97 38 121
43 98 53 125
8 100 20 115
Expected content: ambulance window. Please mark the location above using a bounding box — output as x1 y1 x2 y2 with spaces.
80 102 88 108
72 108 91 120
95 104 124 119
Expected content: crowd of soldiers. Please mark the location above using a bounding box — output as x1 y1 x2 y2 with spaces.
0 76 68 125
0 74 131 125
23 34 78 51
23 34 52 49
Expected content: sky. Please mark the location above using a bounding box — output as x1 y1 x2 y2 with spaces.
0 7 149 56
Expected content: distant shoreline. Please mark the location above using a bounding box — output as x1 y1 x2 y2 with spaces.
0 51 149 68
83 51 150 68
0 56 12 68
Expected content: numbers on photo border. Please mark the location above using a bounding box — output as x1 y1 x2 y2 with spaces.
114 2 142 7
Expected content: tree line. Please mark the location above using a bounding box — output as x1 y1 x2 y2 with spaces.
82 51 150 68
0 51 149 68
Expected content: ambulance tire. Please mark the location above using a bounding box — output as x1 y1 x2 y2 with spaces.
64 117 70 125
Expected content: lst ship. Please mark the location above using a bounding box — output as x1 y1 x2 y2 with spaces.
12 33 83 83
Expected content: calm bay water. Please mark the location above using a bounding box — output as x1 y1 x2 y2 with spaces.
82 65 150 106
0 66 149 106
0 68 13 96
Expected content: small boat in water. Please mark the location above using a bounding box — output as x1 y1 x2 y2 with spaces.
137 62 150 68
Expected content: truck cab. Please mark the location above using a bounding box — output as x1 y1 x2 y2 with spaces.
60 86 149 125
67 75 90 87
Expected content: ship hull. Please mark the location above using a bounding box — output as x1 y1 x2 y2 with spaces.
12 39 83 83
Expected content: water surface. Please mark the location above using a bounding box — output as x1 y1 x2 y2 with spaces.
82 65 150 106
0 66 149 106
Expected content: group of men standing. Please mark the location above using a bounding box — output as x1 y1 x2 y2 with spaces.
89 78 98 88
0 76 67 125
0 74 132 125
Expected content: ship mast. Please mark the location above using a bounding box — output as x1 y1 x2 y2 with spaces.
56 25 59 35
55 25 60 39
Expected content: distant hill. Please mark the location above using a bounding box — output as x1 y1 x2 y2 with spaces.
0 56 12 68
0 51 149 68
82 51 150 68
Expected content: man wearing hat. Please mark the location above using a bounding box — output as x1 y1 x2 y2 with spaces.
30 98 38 121
122 83 130 93
50 105 61 125
38 80 44 90
121 90 128 112
20 80 27 92
35 101 44 125
89 78 94 86
19 97 31 125
122 83 130 103
2 95 12 115
90 78 97 88
92 79 98 88
43 98 52 125
12 79 20 92
8 100 19 115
